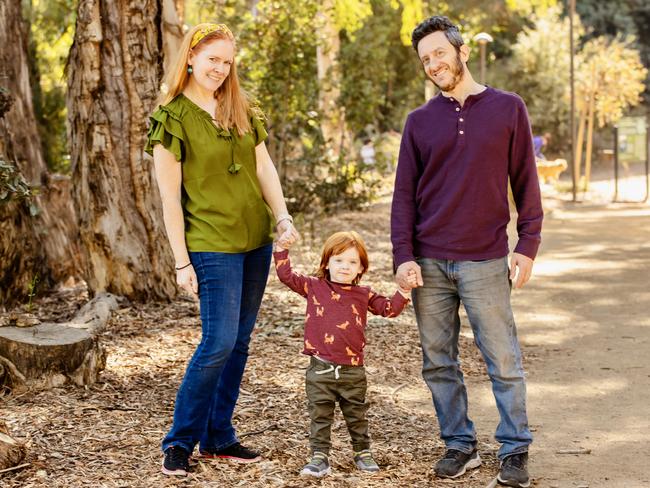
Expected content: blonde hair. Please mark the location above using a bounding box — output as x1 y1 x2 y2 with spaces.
316 231 369 286
156 23 260 136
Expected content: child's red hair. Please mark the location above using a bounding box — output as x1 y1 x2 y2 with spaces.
316 231 369 285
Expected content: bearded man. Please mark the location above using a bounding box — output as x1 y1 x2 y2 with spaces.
390 16 543 488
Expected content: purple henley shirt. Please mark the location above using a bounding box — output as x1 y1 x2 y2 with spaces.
391 87 543 267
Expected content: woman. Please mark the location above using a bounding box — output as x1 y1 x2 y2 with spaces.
145 23 298 476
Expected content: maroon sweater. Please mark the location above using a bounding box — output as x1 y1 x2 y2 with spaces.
273 249 409 366
391 87 543 267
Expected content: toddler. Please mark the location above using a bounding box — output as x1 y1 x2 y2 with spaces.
273 230 415 477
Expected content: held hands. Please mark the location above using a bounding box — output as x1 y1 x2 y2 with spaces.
275 217 300 250
396 261 423 291
509 252 534 289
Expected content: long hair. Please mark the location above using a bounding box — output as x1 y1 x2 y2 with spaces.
316 231 369 286
156 23 259 136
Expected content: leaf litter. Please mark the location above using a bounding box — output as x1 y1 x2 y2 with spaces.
2 192 540 487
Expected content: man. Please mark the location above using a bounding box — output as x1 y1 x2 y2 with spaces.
390 16 543 488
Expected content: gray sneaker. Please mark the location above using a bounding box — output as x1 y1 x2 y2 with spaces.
354 449 380 472
300 451 331 477
497 452 530 487
434 448 482 478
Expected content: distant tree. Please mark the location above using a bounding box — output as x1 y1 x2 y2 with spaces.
574 36 647 188
502 6 575 153
575 0 650 95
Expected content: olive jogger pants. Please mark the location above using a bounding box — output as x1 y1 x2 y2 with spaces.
305 356 370 454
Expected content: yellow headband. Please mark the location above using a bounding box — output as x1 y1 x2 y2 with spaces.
190 23 233 49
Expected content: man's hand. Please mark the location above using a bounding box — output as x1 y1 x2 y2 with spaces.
396 261 423 290
509 252 534 289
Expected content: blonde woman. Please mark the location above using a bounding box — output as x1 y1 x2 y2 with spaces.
145 23 298 476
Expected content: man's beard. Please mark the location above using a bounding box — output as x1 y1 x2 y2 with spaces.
430 52 464 92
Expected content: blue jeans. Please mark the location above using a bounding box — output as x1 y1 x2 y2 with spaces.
412 257 532 460
162 244 272 453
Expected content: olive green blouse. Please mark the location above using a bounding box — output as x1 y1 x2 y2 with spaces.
145 94 273 253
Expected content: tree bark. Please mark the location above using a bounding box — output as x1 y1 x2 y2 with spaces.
173 0 185 24
574 103 587 187
67 0 182 300
0 0 80 309
584 64 597 191
162 0 184 74
316 0 350 160
0 422 26 472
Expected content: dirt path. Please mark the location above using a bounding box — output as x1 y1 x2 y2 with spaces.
516 200 650 487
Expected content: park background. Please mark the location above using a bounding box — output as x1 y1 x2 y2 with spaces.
1 0 649 487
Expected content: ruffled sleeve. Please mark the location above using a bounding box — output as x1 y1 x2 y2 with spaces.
251 115 268 146
145 106 185 162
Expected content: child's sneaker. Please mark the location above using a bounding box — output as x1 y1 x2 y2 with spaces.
354 449 380 472
300 451 331 477
198 442 261 463
162 446 190 476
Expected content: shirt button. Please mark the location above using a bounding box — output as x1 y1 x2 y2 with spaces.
459 130 464 135
455 107 460 112
459 118 464 122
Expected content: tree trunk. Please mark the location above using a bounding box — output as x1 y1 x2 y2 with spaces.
173 0 185 24
67 0 182 300
584 64 597 191
0 422 26 472
574 103 587 188
162 0 184 74
0 293 118 391
0 0 80 309
316 0 350 161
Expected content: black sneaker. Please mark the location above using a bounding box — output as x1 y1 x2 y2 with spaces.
434 448 482 478
198 442 262 463
162 446 190 476
497 452 530 487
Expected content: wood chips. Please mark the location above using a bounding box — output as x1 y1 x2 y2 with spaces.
2 196 533 487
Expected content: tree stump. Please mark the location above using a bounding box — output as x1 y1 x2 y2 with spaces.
0 293 118 391
0 422 26 471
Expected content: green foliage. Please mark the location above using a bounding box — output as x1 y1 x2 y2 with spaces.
0 158 34 209
339 0 424 135
334 0 373 36
502 6 575 150
505 0 557 16
574 0 650 94
395 0 425 46
25 274 39 312
23 0 75 173
240 0 320 161
578 36 647 127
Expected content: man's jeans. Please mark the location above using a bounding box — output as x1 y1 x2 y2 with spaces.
162 244 272 454
412 257 532 460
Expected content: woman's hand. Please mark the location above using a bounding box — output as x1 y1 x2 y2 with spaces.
176 264 199 295
277 220 299 249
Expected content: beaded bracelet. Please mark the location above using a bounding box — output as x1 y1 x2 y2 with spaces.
175 262 192 271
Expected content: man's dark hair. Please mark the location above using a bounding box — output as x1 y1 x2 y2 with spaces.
411 16 464 52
